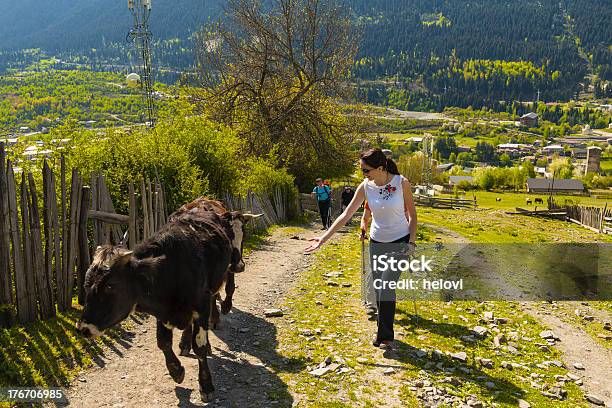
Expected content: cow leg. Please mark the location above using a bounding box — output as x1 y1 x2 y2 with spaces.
156 320 185 384
193 294 215 402
221 272 235 315
210 294 221 329
179 324 192 357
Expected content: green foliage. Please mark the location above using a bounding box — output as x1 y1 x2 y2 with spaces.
0 70 152 132
472 165 533 191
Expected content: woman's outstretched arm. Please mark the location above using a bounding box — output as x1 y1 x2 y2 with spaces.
305 181 366 252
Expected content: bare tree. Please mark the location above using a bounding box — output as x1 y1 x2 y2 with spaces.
193 0 360 187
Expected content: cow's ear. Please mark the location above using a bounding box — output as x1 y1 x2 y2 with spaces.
110 251 133 268
243 213 264 223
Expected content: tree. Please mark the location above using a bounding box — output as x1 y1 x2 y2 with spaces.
193 0 359 189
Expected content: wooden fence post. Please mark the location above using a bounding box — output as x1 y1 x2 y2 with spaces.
59 155 68 311
0 143 12 314
140 178 149 240
128 182 137 249
6 161 29 323
28 172 55 318
19 173 37 322
77 186 91 305
65 169 81 309
42 161 58 314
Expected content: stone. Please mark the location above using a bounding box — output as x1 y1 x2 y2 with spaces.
539 330 556 339
501 361 513 370
326 281 339 286
496 317 508 324
493 334 506 347
472 326 488 337
484 381 495 389
451 352 467 362
566 373 580 381
583 315 595 321
309 366 333 377
264 308 284 317
573 362 585 370
585 395 605 406
483 311 494 321
415 349 427 358
432 350 443 360
603 322 611 331
476 357 493 368
383 367 395 375
507 345 519 355
518 399 531 408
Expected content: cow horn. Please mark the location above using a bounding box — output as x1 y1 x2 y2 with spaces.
119 230 129 247
243 213 264 223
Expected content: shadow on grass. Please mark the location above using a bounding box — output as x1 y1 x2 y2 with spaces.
396 313 475 343
0 308 145 389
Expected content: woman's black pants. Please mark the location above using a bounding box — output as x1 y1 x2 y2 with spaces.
369 234 410 342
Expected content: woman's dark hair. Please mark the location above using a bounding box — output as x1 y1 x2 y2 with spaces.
360 148 400 175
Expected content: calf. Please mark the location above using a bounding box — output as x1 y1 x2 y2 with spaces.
496 197 501 202
534 197 544 204
526 198 533 205
170 197 261 355
77 209 237 402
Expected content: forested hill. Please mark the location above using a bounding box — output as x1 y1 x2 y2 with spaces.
0 0 223 51
349 0 612 110
1 0 610 109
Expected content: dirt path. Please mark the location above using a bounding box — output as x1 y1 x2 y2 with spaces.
522 302 612 406
61 224 321 408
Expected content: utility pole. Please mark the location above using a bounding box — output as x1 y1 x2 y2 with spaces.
128 0 155 127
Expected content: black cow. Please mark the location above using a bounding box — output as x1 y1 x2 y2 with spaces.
534 197 544 204
77 209 244 402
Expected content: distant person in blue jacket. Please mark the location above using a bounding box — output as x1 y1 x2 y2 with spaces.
312 178 332 229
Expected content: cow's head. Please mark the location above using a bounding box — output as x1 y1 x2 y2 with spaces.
77 245 159 338
222 211 263 272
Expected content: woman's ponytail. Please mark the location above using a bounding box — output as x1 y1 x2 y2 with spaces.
386 158 400 175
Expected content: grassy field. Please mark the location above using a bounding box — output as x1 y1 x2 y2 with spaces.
442 190 610 212
270 227 590 407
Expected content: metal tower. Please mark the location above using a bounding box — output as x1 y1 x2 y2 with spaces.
128 0 155 127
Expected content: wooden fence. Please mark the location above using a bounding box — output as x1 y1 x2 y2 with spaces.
224 186 300 232
549 198 611 234
413 194 478 209
0 142 167 327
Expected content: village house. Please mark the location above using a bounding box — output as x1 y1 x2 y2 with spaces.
449 175 474 186
497 143 534 158
526 178 584 194
541 144 564 156
520 112 538 127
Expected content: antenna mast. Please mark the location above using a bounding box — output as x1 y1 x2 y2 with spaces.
128 0 155 127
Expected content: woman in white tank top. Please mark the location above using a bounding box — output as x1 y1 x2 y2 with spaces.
305 148 418 348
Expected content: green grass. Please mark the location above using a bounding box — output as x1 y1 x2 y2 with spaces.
270 228 589 407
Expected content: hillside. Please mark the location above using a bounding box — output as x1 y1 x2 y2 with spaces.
0 0 223 51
